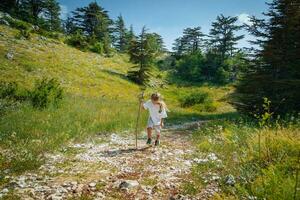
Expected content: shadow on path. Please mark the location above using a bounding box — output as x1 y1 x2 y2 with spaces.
100 146 152 157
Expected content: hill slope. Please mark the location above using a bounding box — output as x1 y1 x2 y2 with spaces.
0 25 139 100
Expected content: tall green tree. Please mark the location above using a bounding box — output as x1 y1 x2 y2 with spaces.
17 0 61 31
113 15 127 52
147 32 166 53
126 25 136 40
43 0 61 31
209 15 244 62
127 27 158 86
124 25 137 52
0 0 21 16
232 0 300 115
71 2 112 41
182 27 205 53
70 2 113 53
64 15 77 34
20 0 45 24
173 27 205 55
172 37 185 57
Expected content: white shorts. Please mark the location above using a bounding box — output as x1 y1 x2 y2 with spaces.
147 117 161 134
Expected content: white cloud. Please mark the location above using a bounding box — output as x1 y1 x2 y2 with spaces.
237 13 252 26
60 5 68 20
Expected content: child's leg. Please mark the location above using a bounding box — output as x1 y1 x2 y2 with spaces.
155 126 161 140
154 127 161 146
147 127 152 139
156 132 160 140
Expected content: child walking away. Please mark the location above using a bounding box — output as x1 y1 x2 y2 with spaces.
142 93 168 146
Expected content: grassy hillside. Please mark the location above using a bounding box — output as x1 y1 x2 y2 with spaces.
0 25 138 100
0 25 234 175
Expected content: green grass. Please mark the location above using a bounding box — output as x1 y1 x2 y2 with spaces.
189 118 300 200
0 95 148 174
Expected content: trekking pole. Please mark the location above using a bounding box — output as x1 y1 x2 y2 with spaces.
135 90 144 149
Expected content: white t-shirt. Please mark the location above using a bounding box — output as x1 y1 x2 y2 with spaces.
143 100 168 126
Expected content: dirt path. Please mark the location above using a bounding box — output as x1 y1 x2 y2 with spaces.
1 122 219 200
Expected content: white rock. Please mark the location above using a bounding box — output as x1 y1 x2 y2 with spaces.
207 153 218 161
89 182 96 187
95 192 106 199
6 52 14 60
47 194 63 200
193 158 209 163
225 174 236 186
70 181 77 186
119 180 139 189
2 188 9 193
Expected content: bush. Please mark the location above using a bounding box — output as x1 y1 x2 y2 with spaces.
90 42 104 54
37 29 64 40
30 78 63 109
196 101 218 112
5 17 31 30
180 91 210 107
0 99 20 116
66 30 88 50
175 52 205 82
16 29 31 39
0 82 28 101
215 67 230 84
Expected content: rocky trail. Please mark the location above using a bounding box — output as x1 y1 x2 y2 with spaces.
0 122 220 200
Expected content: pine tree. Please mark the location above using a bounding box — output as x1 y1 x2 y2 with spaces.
64 15 77 34
182 27 204 53
43 0 61 31
147 32 166 53
16 0 61 31
232 0 300 115
113 15 127 52
71 2 112 42
172 37 185 57
172 27 205 55
0 0 21 16
125 25 137 51
127 27 158 86
20 0 46 24
209 15 244 62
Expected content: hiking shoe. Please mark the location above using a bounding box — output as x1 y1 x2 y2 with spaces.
155 140 160 146
146 138 152 145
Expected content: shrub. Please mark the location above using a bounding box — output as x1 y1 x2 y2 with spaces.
5 17 31 30
30 78 63 109
90 42 104 54
0 82 28 115
180 91 210 107
16 29 31 39
0 99 20 116
0 82 28 101
175 52 205 82
37 29 64 40
196 101 218 112
66 30 88 50
215 67 230 84
251 165 295 200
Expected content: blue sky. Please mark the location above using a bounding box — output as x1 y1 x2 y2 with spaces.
58 0 270 50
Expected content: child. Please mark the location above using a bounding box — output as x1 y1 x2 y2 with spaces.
142 92 168 146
